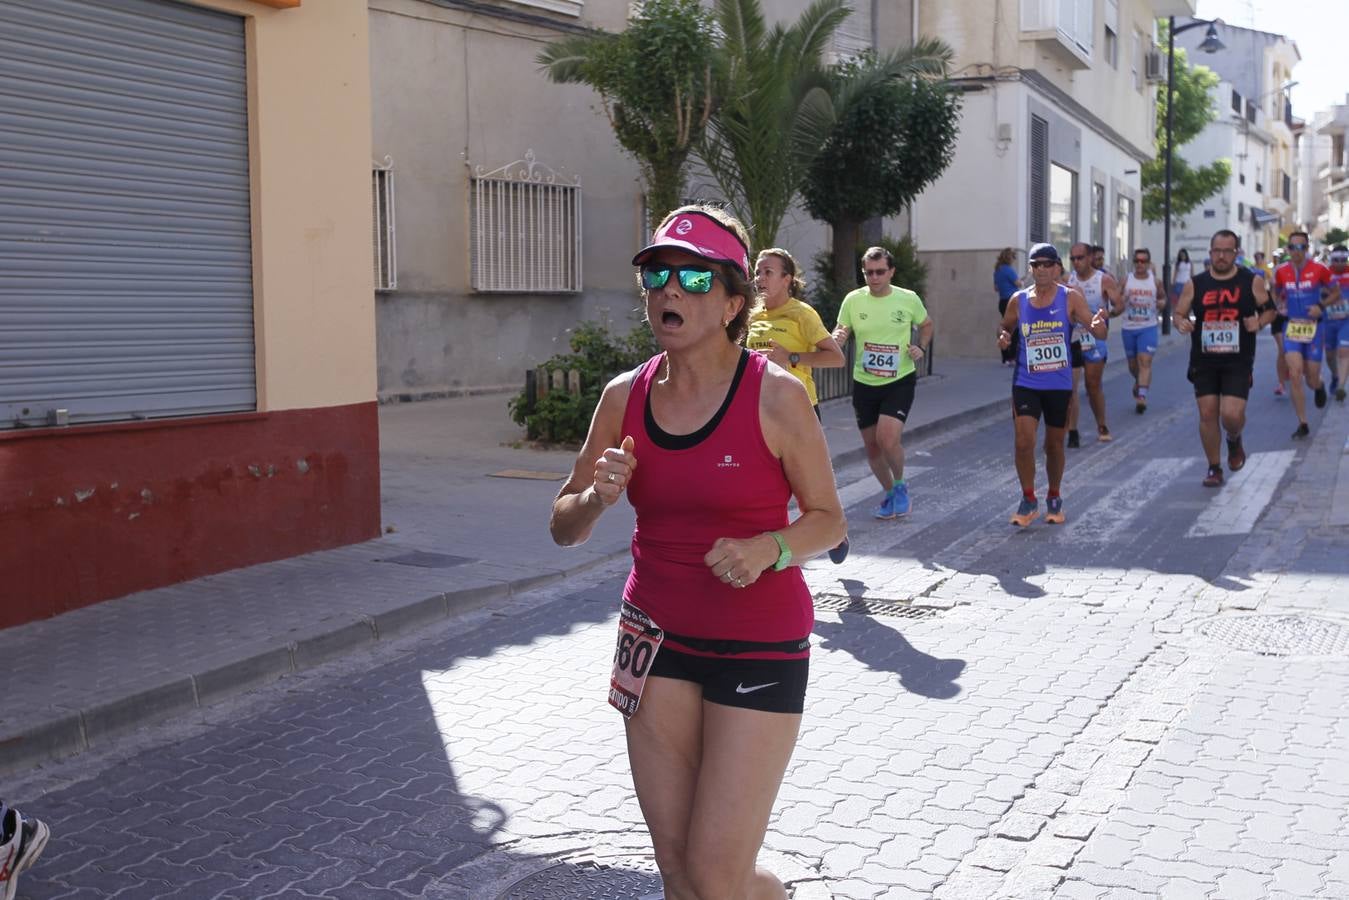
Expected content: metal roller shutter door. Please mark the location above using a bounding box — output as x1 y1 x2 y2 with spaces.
0 0 255 430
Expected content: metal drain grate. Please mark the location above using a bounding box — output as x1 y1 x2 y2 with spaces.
499 851 662 899
814 594 939 619
1199 615 1349 657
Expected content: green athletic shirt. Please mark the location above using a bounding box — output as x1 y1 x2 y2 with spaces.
836 285 930 385
745 298 832 405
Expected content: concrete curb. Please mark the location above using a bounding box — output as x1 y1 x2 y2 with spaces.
0 550 635 776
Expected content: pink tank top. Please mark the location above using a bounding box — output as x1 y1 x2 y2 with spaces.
621 350 813 657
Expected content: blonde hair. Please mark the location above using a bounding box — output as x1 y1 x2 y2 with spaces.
755 248 808 301
642 204 755 344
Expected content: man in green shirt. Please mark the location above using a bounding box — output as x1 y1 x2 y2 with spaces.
831 246 934 518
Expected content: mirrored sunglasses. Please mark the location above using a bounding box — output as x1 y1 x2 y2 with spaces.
640 264 719 294
1287 243 1308 251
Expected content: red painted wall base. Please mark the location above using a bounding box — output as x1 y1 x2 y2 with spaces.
0 402 381 629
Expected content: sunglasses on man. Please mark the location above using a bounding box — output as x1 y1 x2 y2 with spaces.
640 264 721 294
1287 243 1308 251
1029 260 1057 269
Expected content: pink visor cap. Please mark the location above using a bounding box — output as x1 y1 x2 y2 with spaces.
632 210 751 279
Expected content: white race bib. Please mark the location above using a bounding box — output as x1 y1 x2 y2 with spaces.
1073 327 1096 350
862 342 899 379
1126 302 1155 325
609 603 663 719
1327 302 1349 320
1026 333 1069 373
1201 319 1239 354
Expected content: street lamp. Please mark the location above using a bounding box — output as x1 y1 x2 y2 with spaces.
1161 17 1225 335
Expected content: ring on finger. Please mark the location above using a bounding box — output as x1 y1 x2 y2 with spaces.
607 472 616 483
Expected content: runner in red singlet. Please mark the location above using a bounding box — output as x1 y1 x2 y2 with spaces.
550 205 844 900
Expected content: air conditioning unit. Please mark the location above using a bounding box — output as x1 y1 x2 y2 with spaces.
1144 49 1165 84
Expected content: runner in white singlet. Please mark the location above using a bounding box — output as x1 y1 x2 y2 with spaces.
1065 242 1123 445
1120 248 1166 414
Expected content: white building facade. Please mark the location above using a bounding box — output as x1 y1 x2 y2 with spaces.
1300 97 1349 243
1141 77 1282 266
906 0 1192 357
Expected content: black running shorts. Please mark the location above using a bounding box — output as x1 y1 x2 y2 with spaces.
1070 340 1085 369
1188 362 1252 400
1272 314 1288 336
852 372 917 430
1011 386 1072 429
649 644 809 714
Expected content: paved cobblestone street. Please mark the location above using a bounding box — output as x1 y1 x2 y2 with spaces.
8 342 1349 899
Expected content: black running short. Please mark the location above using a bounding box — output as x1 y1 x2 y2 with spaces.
1188 362 1253 400
1272 314 1288 336
649 643 809 714
852 373 917 429
1011 386 1072 429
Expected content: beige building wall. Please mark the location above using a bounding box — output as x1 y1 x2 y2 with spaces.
196 0 377 413
370 0 648 397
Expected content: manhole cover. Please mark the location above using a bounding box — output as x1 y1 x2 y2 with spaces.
499 850 661 899
814 594 939 619
1200 615 1349 656
378 550 475 569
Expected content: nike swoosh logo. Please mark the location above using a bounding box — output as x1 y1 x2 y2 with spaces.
735 682 779 694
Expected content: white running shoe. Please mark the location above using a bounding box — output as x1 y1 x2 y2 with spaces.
1 806 51 900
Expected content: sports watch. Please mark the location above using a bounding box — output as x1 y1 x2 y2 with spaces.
768 531 792 571
788 352 801 367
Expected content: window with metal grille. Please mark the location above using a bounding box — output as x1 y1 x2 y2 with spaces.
372 158 396 292
1231 89 1242 114
1029 115 1049 243
471 151 581 293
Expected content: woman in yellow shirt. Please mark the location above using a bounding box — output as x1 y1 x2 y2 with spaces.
747 248 847 412
748 248 850 564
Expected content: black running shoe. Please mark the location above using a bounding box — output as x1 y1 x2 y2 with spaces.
1315 384 1328 408
1227 437 1246 472
1292 422 1311 439
828 537 850 565
1067 430 1081 449
1203 465 1224 487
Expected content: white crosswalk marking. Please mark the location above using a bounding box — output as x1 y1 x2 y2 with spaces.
1069 458 1185 544
1187 450 1297 537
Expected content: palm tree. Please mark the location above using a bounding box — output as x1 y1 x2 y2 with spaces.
699 0 950 250
537 0 716 230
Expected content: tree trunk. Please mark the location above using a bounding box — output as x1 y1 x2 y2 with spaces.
832 218 861 294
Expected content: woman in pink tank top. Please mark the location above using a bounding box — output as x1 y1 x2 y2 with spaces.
550 205 845 899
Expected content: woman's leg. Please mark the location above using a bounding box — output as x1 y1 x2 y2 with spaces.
685 703 802 900
625 676 706 899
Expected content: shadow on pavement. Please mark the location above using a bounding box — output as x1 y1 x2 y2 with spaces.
813 617 966 699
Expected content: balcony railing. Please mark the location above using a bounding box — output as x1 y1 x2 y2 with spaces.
1021 0 1093 68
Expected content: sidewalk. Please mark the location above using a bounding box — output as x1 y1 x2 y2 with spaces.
0 332 1180 776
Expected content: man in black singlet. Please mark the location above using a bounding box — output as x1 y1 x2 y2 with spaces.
1172 229 1276 487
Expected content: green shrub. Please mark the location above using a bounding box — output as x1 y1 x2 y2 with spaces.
809 234 928 328
509 318 660 444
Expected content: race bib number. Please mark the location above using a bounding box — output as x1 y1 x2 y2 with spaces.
1072 327 1096 350
609 603 663 719
1025 333 1069 373
1324 302 1349 320
862 342 899 379
1201 319 1239 354
1285 318 1317 342
1126 303 1155 325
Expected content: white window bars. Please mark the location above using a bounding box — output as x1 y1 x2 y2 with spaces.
372 157 396 292
471 150 582 294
